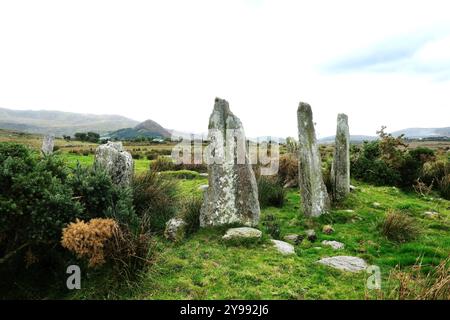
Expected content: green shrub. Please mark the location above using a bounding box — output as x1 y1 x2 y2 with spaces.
257 176 286 208
438 174 450 200
132 172 178 232
159 170 200 180
179 196 203 235
379 210 420 243
150 156 174 172
261 214 281 239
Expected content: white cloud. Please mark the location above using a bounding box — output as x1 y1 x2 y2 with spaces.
0 0 449 138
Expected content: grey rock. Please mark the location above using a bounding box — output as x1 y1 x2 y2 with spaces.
349 185 357 192
200 98 260 227
283 234 303 245
199 173 209 177
423 211 439 219
317 256 367 272
297 102 330 217
41 135 54 155
322 240 345 250
164 218 187 242
222 227 262 241
306 229 317 242
198 184 209 192
271 240 295 255
372 202 382 208
94 141 134 186
331 114 350 201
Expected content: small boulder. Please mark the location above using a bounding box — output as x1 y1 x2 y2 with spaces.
198 184 209 192
322 225 334 235
349 185 357 192
283 234 303 245
372 202 382 208
305 229 317 242
317 256 367 273
164 218 187 242
271 240 295 255
322 240 345 250
222 227 262 241
423 211 439 219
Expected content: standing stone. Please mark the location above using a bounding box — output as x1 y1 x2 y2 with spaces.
297 102 330 217
331 113 350 201
94 141 134 186
200 98 260 227
41 135 54 155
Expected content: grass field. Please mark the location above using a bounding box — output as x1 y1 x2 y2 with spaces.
68 176 450 300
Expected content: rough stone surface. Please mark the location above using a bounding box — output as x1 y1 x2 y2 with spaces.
306 229 317 242
271 240 295 255
297 102 330 217
283 234 303 245
322 225 334 235
317 256 367 272
322 240 345 250
94 141 134 186
331 113 350 201
41 135 54 155
200 98 260 227
222 227 262 241
423 211 440 219
164 218 187 242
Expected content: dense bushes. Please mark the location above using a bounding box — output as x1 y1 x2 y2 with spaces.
350 129 449 198
178 196 203 235
257 176 286 208
132 171 178 232
0 143 156 297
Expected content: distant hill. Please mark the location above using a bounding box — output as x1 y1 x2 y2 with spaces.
107 119 171 140
319 135 378 144
391 127 450 139
0 107 139 136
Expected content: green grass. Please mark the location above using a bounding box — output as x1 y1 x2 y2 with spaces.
60 152 151 174
67 178 450 300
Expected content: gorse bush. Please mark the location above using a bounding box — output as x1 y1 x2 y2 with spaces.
277 153 298 187
379 210 420 243
257 176 286 208
132 171 178 232
61 218 119 267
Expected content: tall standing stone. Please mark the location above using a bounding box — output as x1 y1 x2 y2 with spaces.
200 98 260 227
94 141 134 186
331 113 350 201
297 102 330 217
41 135 54 155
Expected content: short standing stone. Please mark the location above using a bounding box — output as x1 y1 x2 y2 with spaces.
41 135 54 155
305 229 317 242
200 98 260 227
283 234 303 245
164 218 187 242
322 240 345 250
322 225 334 234
297 102 330 217
317 256 367 272
331 113 350 201
271 240 295 255
94 141 134 186
222 227 262 241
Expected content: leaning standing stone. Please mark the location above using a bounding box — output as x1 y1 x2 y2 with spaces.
41 135 54 155
297 102 330 217
94 141 134 186
200 98 260 227
331 113 350 201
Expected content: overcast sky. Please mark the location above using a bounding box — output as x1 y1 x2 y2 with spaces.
0 0 449 138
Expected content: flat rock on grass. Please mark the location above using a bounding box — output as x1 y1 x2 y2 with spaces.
322 240 345 250
271 240 295 255
283 234 303 245
222 227 262 241
317 256 367 272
